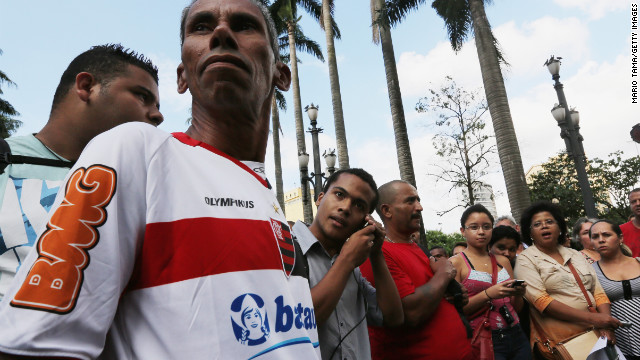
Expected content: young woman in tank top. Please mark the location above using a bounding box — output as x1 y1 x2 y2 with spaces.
450 204 531 360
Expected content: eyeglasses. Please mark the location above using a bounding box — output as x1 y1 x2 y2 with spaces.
465 224 492 231
531 219 557 229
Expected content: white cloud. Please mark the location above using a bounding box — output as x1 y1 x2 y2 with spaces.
392 13 636 232
493 17 590 79
553 0 629 20
147 53 191 111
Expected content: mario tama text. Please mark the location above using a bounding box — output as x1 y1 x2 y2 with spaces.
633 3 638 103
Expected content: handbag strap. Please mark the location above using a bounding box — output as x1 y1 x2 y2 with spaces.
489 253 498 285
530 311 556 352
567 259 596 312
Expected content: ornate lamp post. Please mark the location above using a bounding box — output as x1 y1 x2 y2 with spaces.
298 151 314 223
545 55 597 218
298 104 337 222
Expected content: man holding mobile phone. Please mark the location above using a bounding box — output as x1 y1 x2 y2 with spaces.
291 168 404 360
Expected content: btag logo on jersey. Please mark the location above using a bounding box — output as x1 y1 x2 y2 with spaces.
11 165 117 314
231 293 271 346
269 219 294 278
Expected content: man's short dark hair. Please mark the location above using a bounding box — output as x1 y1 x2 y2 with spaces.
321 168 378 214
520 201 567 246
50 44 158 114
630 188 640 198
453 241 467 249
429 245 447 257
179 0 279 58
490 225 522 248
460 204 494 228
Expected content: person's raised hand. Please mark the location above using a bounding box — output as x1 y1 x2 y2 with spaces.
429 256 456 281
339 221 376 268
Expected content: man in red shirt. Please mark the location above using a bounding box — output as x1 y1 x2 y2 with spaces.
360 180 472 359
621 188 640 257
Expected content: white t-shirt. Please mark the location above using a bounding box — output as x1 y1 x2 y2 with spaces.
0 123 320 360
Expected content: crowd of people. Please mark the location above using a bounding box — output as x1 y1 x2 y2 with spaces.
0 0 638 359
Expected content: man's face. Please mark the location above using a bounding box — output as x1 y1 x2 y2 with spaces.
178 0 283 114
630 191 640 217
311 173 376 245
93 64 163 133
385 183 423 234
429 248 447 260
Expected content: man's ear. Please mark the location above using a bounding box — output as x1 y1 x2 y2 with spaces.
380 204 391 220
75 72 96 103
460 227 465 235
315 192 325 207
177 63 189 94
273 62 291 91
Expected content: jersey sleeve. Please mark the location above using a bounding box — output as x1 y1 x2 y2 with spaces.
0 123 169 359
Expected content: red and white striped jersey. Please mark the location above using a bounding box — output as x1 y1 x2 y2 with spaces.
0 122 320 360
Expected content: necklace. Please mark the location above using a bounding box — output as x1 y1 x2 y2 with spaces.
385 235 414 244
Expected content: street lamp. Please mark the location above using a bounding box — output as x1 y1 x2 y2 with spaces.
544 55 597 218
323 149 337 175
299 104 336 211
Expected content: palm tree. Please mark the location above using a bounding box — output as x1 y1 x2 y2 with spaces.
320 0 349 169
0 49 21 139
385 0 531 221
370 0 417 187
371 0 427 245
268 0 326 220
271 92 287 213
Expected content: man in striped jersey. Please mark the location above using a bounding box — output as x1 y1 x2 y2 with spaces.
0 0 321 359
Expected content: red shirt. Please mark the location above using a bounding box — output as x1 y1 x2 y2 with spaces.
621 221 640 257
360 242 471 360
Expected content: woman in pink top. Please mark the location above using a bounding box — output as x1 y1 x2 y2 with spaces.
451 204 531 360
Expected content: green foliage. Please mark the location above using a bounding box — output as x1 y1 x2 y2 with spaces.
416 76 496 215
528 151 640 226
0 49 22 138
423 230 464 255
383 0 507 65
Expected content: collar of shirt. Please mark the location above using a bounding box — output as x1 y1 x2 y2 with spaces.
530 244 576 266
240 161 266 181
292 220 335 260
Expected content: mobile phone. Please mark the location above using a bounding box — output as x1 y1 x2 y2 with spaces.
620 321 633 328
511 280 525 287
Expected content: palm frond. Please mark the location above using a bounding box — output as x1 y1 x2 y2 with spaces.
432 0 471 52
275 89 287 111
384 0 427 27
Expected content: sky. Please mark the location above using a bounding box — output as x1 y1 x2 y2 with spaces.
1 0 638 234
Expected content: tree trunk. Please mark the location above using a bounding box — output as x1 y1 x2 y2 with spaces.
468 0 530 222
373 0 416 187
271 97 285 215
287 21 313 223
322 0 350 169
373 0 425 245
